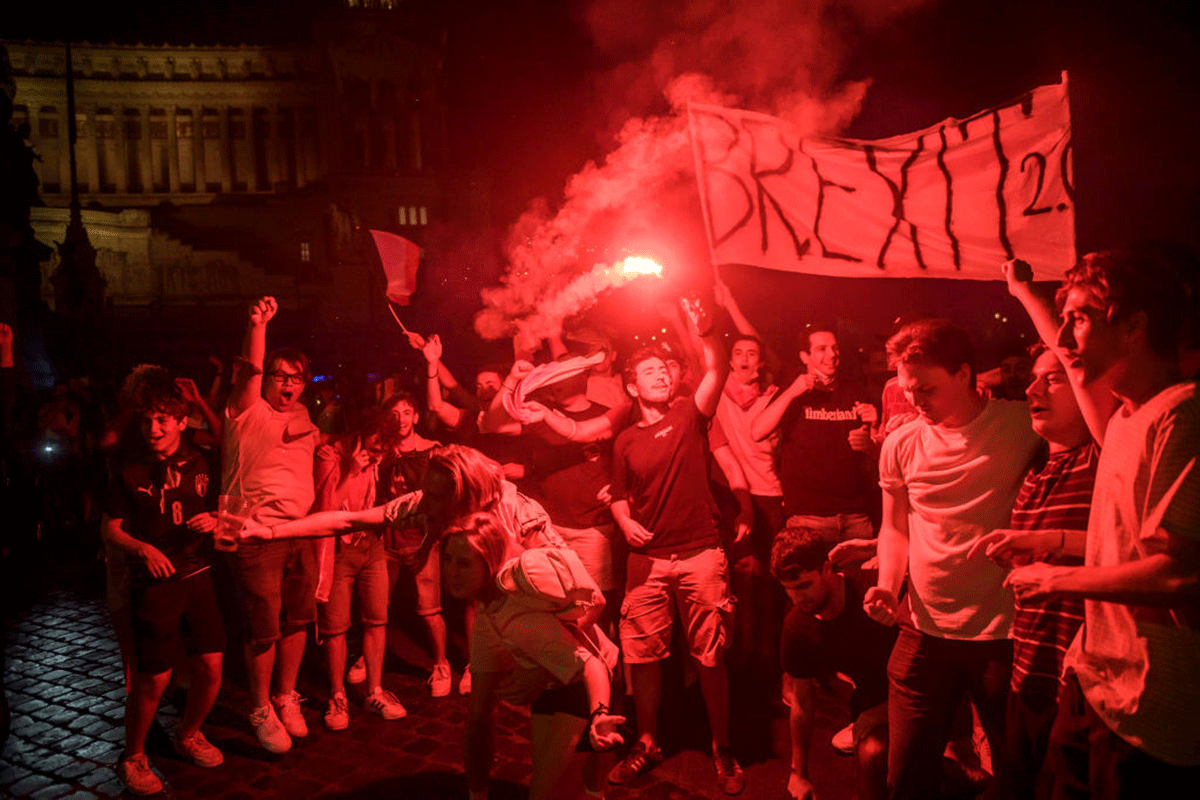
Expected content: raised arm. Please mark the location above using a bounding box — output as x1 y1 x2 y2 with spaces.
1002 260 1115 443
683 294 729 417
175 377 222 441
751 373 814 441
229 296 276 416
713 273 782 378
418 334 465 429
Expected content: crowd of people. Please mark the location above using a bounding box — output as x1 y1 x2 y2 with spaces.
1 245 1198 800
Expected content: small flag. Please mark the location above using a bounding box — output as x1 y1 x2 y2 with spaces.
370 229 421 305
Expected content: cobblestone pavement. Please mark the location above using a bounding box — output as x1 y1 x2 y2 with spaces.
1 562 860 799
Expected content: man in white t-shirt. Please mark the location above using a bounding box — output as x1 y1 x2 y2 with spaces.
1003 249 1200 796
866 319 1041 799
222 296 320 754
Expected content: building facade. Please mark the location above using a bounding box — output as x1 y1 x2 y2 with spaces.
2 1 485 370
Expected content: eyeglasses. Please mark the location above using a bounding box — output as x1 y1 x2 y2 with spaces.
267 372 306 387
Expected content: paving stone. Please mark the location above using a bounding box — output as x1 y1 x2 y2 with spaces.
48 758 94 781
76 767 116 790
29 783 72 800
8 773 54 795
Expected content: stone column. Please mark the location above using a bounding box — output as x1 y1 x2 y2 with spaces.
218 105 232 193
166 105 180 194
267 103 281 188
244 104 258 190
84 104 102 193
293 107 307 188
139 105 153 195
114 108 129 193
57 106 71 195
192 104 207 192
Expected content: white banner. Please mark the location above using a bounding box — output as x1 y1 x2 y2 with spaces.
689 78 1075 280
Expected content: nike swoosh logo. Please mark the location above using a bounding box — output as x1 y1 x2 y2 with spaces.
281 427 313 444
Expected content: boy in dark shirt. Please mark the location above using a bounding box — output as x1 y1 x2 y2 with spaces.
607 296 744 795
103 383 224 796
772 525 896 800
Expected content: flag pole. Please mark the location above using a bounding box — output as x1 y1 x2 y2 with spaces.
387 304 410 335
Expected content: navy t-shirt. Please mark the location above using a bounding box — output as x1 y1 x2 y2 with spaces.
611 397 719 556
778 379 877 517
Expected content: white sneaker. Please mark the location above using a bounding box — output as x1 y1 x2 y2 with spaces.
346 655 367 685
249 704 292 754
271 691 309 738
364 688 407 720
831 721 855 754
429 662 452 698
325 692 350 731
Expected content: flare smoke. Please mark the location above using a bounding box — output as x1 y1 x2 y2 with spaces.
475 0 933 342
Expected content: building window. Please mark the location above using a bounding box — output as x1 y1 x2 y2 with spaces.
409 206 417 225
419 206 427 225
39 118 59 138
398 206 407 226
300 242 311 262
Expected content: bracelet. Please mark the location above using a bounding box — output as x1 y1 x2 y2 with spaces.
267 525 276 541
1058 529 1065 556
588 703 609 724
427 372 438 379
568 417 578 439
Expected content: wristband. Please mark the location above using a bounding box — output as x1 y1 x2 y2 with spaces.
588 703 610 725
267 525 276 541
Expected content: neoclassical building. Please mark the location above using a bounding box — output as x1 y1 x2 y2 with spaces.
3 0 485 366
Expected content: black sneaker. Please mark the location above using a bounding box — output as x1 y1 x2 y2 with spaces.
607 741 664 785
713 746 745 795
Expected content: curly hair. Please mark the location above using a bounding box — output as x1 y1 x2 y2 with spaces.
769 525 831 581
886 318 975 387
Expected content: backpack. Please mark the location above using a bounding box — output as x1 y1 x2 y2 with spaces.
496 546 604 627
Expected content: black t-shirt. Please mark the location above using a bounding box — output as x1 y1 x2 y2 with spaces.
611 397 719 556
107 443 217 583
778 379 877 517
378 445 436 502
528 402 613 529
455 412 529 478
781 570 897 716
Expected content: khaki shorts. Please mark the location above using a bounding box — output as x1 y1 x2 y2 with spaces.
620 546 734 667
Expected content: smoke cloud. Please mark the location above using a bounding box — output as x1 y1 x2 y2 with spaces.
475 0 933 343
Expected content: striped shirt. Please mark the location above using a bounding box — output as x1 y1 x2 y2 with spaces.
1008 442 1097 708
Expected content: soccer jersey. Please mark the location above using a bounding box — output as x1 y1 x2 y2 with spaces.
108 443 217 582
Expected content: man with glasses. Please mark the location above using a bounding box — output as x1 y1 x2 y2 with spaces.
222 296 320 754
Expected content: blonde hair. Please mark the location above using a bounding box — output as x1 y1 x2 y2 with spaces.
442 512 509 579
428 445 504 518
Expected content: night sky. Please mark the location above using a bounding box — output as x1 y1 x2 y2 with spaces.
5 0 1199 361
